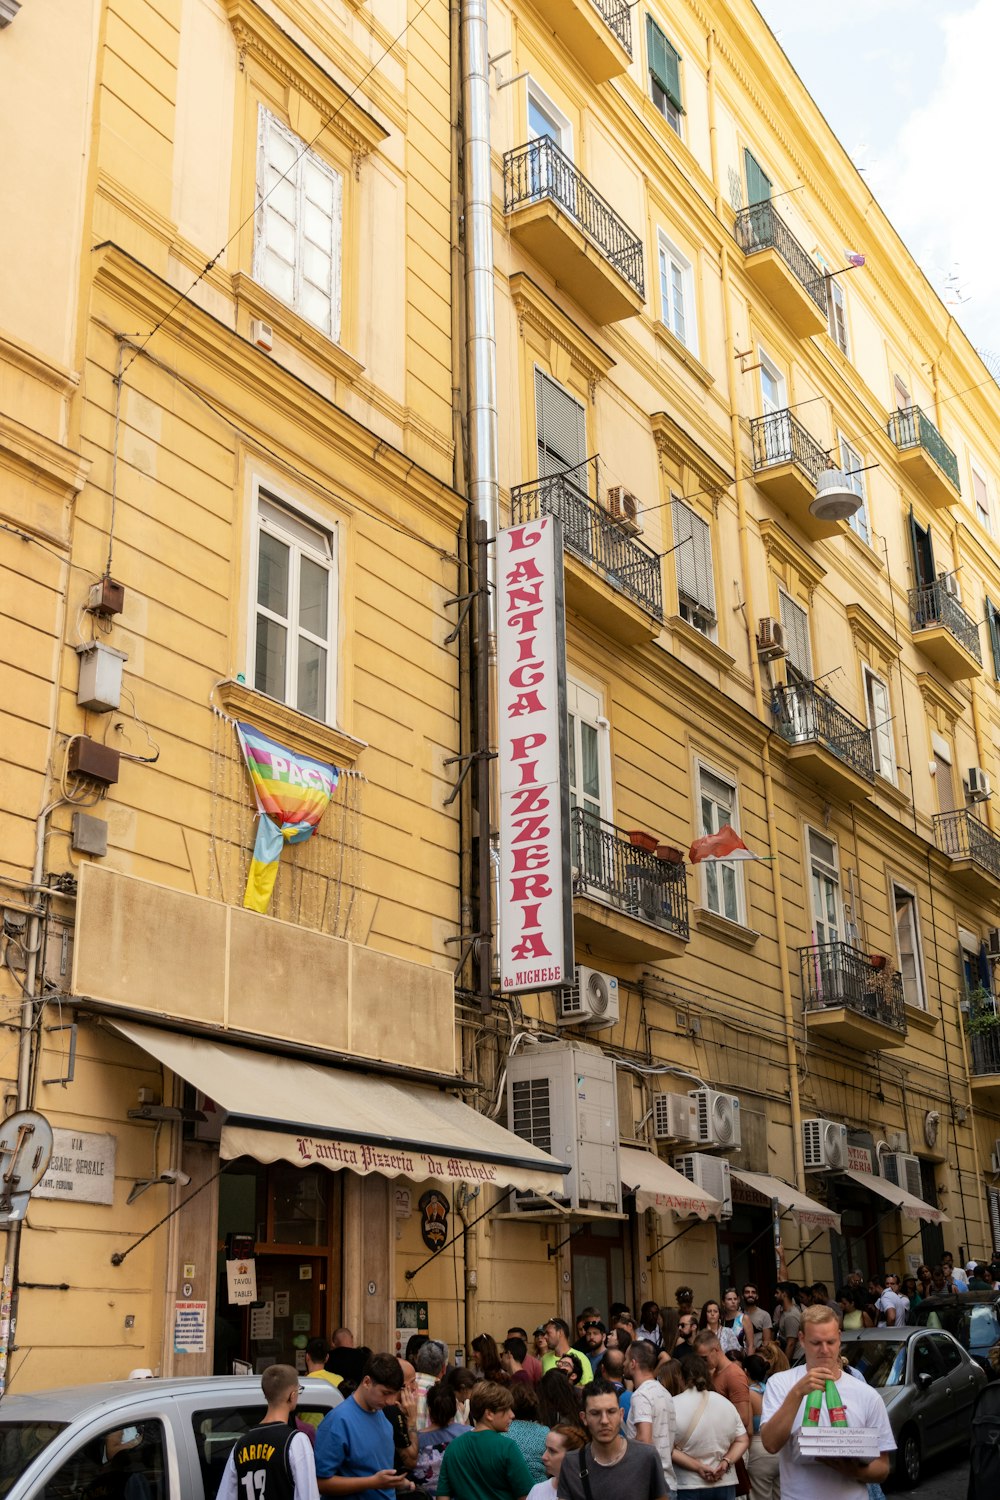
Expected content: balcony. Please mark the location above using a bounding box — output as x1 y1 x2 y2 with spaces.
933 809 1000 899
771 681 875 803
504 138 645 325
888 406 961 509
571 808 689 964
909 577 982 680
531 0 632 82
511 459 663 644
734 202 828 338
800 942 907 1051
968 1024 1000 1108
749 410 844 541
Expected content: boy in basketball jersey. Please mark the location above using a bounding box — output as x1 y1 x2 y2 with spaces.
218 1364 321 1500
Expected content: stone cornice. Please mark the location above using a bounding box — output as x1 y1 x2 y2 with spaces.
0 413 91 501
650 410 732 501
215 680 367 766
846 603 902 663
917 671 964 730
758 519 826 597
0 332 79 396
508 273 615 399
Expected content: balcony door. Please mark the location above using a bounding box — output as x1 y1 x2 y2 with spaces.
526 83 571 200
535 369 586 482
567 679 611 898
893 884 926 1010
808 828 842 948
908 508 936 590
759 352 788 463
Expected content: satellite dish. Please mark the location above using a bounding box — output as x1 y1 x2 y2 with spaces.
0 1110 54 1223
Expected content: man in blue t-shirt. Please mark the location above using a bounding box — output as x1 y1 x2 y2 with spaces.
316 1352 412 1498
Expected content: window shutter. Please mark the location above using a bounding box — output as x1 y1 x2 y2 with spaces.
744 149 772 205
646 15 684 111
988 597 1000 680
672 500 715 616
779 592 811 678
866 671 894 780
535 370 587 479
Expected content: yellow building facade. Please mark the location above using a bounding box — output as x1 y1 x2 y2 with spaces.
2 0 1000 1390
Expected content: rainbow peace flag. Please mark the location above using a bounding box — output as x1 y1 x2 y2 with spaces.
236 722 340 913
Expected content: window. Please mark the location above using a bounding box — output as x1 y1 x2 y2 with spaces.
534 369 587 480
808 829 841 946
893 374 911 411
698 766 742 923
839 434 870 544
863 666 896 784
932 731 955 814
908 509 936 590
972 463 992 533
744 149 772 206
893 884 926 1009
255 107 343 340
252 496 336 722
827 277 849 356
986 597 1000 679
567 678 611 825
671 498 716 637
39 1420 168 1499
779 591 812 679
192 1406 266 1498
658 233 697 352
646 16 683 135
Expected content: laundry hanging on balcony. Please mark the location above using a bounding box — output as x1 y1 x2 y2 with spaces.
236 721 340 913
688 824 762 863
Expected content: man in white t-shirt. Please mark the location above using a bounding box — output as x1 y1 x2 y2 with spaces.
625 1338 676 1492
871 1273 903 1328
884 1274 909 1325
761 1305 895 1499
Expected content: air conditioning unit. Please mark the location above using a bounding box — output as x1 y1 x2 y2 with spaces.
673 1152 733 1218
606 486 642 537
558 967 620 1030
939 571 960 599
882 1152 923 1199
967 767 992 803
802 1118 848 1171
988 929 1000 959
506 1042 621 1213
756 618 786 660
688 1089 741 1151
653 1092 698 1142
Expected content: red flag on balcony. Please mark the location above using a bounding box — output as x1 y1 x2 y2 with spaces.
688 825 759 863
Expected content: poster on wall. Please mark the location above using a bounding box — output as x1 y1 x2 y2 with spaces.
173 1300 208 1354
394 1300 428 1358
496 515 572 993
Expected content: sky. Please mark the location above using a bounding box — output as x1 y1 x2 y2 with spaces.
755 0 1000 373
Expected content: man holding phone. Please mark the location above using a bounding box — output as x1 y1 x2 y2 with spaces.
316 1352 415 1496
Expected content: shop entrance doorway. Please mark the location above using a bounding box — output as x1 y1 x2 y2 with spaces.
214 1159 342 1374
571 1220 627 1322
717 1203 775 1310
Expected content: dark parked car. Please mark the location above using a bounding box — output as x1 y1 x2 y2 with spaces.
842 1326 986 1487
912 1291 1000 1376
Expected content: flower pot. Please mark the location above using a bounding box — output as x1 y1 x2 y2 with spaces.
869 955 888 971
627 830 658 853
656 845 685 865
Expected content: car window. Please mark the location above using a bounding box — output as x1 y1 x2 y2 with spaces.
843 1340 907 1387
34 1418 167 1500
910 1337 942 1382
191 1405 265 1500
0 1423 68 1497
930 1334 963 1374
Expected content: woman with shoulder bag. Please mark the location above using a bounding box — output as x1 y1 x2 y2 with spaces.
671 1357 749 1500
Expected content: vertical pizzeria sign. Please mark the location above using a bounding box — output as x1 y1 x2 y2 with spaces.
497 515 573 992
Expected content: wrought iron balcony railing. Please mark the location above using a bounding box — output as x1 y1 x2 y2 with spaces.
771 681 876 782
571 807 689 940
888 405 961 492
750 408 826 482
511 458 664 621
504 137 645 300
799 942 907 1034
590 0 632 53
969 1023 1000 1078
908 577 983 665
733 201 827 314
934 809 1000 881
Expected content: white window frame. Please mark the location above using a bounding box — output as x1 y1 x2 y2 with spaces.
893 374 911 412
696 762 745 925
827 276 850 357
566 677 613 826
863 664 897 785
526 80 572 156
657 231 698 355
248 485 338 725
838 432 870 545
759 349 787 415
892 881 927 1011
971 459 993 534
254 106 343 342
806 826 842 947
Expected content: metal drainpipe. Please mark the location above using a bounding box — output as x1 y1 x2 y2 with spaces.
461 0 501 1005
706 29 808 1215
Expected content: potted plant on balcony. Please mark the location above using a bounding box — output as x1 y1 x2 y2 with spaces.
627 830 658 853
655 844 685 865
965 985 1000 1033
869 954 888 971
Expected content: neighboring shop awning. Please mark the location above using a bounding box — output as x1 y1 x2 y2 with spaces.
108 1020 568 1195
619 1146 723 1220
843 1167 949 1225
731 1169 841 1232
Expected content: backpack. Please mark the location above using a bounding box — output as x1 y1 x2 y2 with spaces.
968 1380 1000 1499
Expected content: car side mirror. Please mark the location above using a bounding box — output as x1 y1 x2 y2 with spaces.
916 1371 934 1391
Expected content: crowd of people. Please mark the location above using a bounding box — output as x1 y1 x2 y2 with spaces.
222 1264 944 1500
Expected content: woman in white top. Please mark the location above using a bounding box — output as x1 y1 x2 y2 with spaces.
526 1423 586 1500
721 1289 752 1354
699 1300 741 1357
671 1356 749 1495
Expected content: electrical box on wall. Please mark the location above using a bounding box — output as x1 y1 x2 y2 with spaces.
71 812 108 857
68 737 120 786
88 576 126 617
75 642 128 712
